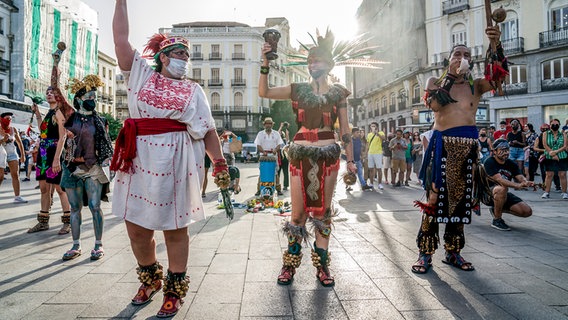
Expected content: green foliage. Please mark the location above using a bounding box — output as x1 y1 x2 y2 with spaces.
270 100 297 138
100 112 122 141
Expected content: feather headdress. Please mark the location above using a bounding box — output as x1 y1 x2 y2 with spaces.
66 74 104 95
143 33 189 60
285 28 388 69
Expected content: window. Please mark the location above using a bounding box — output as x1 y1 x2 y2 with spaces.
542 58 568 80
506 65 527 84
413 84 421 102
211 92 220 107
232 119 246 129
102 67 106 77
234 44 243 53
0 17 4 35
500 18 519 40
211 44 220 53
451 23 467 46
390 92 396 106
234 92 243 107
109 70 113 80
234 68 243 80
193 68 201 80
551 5 568 30
211 68 220 80
193 44 201 53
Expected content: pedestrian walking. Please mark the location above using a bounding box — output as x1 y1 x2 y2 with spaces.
0 112 27 204
366 122 386 189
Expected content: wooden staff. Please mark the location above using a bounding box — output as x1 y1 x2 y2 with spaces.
484 0 506 96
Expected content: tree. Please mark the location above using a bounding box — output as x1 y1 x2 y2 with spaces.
100 113 122 141
270 100 298 138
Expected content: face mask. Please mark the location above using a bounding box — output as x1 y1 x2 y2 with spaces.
83 99 97 111
500 127 506 132
511 125 519 131
480 133 486 137
1 117 11 129
166 58 188 79
551 124 560 131
309 69 327 79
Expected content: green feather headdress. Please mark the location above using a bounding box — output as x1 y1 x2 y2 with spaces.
285 28 389 69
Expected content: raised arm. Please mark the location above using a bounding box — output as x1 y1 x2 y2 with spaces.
113 0 135 71
258 42 291 100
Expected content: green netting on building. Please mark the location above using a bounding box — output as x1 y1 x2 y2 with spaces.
69 21 78 79
52 9 60 52
85 30 92 74
30 0 42 79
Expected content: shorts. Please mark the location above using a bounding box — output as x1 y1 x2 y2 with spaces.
509 147 524 161
488 189 523 211
406 157 414 164
204 155 211 168
368 153 383 169
544 158 568 172
383 156 391 169
391 158 406 173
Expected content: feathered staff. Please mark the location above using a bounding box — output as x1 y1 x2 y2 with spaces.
484 0 508 96
284 28 389 69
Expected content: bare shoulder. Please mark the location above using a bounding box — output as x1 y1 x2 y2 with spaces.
425 76 438 90
474 78 494 96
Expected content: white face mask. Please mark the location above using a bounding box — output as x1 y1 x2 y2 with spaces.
166 58 188 79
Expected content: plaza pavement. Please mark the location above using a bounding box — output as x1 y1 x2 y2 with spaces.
0 162 567 319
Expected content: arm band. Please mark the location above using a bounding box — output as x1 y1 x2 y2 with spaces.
426 74 458 107
260 66 269 75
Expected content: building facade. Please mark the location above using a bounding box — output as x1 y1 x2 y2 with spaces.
97 50 116 116
115 73 128 121
159 18 308 141
12 0 98 102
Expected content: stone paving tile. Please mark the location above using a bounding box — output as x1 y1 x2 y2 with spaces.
341 299 404 320
401 309 459 320
436 265 523 295
504 256 566 282
241 317 293 320
333 270 386 300
188 248 216 267
0 291 57 320
373 277 446 311
423 283 516 320
289 290 348 320
78 282 141 318
192 274 245 304
90 252 137 274
248 242 283 260
186 301 241 320
488 292 568 320
240 282 293 317
24 303 90 320
190 234 224 249
23 265 94 292
208 253 248 274
355 253 408 279
47 273 123 304
245 259 281 282
498 273 568 306
187 266 207 293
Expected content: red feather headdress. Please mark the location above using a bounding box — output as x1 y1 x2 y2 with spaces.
143 34 189 60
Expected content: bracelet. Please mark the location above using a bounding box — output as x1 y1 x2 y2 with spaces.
347 160 355 164
260 66 269 75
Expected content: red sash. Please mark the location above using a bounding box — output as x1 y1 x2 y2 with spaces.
110 118 187 173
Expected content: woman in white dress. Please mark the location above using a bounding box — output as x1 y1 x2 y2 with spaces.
112 1 228 317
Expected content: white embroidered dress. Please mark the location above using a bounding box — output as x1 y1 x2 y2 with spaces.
112 51 214 230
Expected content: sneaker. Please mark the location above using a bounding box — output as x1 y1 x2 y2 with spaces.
541 192 550 199
378 183 384 190
13 196 28 204
346 186 353 191
362 185 374 191
562 193 568 200
488 207 495 218
404 181 410 186
22 177 30 182
555 188 562 193
395 182 401 187
492 218 511 231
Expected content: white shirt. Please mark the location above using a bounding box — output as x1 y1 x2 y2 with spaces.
254 129 283 152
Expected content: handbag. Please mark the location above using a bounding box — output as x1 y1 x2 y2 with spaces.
229 139 242 153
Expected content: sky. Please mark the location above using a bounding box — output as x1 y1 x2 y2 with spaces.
83 0 362 62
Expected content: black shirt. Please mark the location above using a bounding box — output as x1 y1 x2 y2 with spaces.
483 156 521 187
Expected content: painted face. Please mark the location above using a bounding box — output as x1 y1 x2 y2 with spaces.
495 147 510 161
307 56 331 79
46 89 56 103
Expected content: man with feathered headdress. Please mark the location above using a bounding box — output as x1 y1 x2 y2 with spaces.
112 1 228 317
259 28 384 287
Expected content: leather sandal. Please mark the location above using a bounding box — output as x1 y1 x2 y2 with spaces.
277 266 295 285
157 293 183 318
131 280 162 305
411 253 432 274
62 249 81 261
316 266 335 287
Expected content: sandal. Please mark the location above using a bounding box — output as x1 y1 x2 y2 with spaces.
131 280 162 306
411 253 432 274
62 249 82 260
277 266 295 285
90 248 104 260
316 266 335 287
442 252 475 271
58 223 71 235
157 293 183 318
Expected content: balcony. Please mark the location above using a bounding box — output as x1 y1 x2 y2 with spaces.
0 59 9 71
398 101 407 110
501 82 528 95
389 104 396 113
539 27 568 48
374 109 380 117
231 79 246 87
541 77 568 92
211 105 222 112
442 0 469 15
381 106 387 115
412 96 421 104
230 106 248 112
501 37 524 55
190 52 203 60
232 53 245 60
209 52 222 60
194 79 205 86
208 79 223 87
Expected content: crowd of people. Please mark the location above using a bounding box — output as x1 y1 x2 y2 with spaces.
2 2 568 317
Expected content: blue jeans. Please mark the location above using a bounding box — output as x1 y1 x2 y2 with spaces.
355 160 368 187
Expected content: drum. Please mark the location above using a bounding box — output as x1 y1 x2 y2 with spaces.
259 154 277 199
